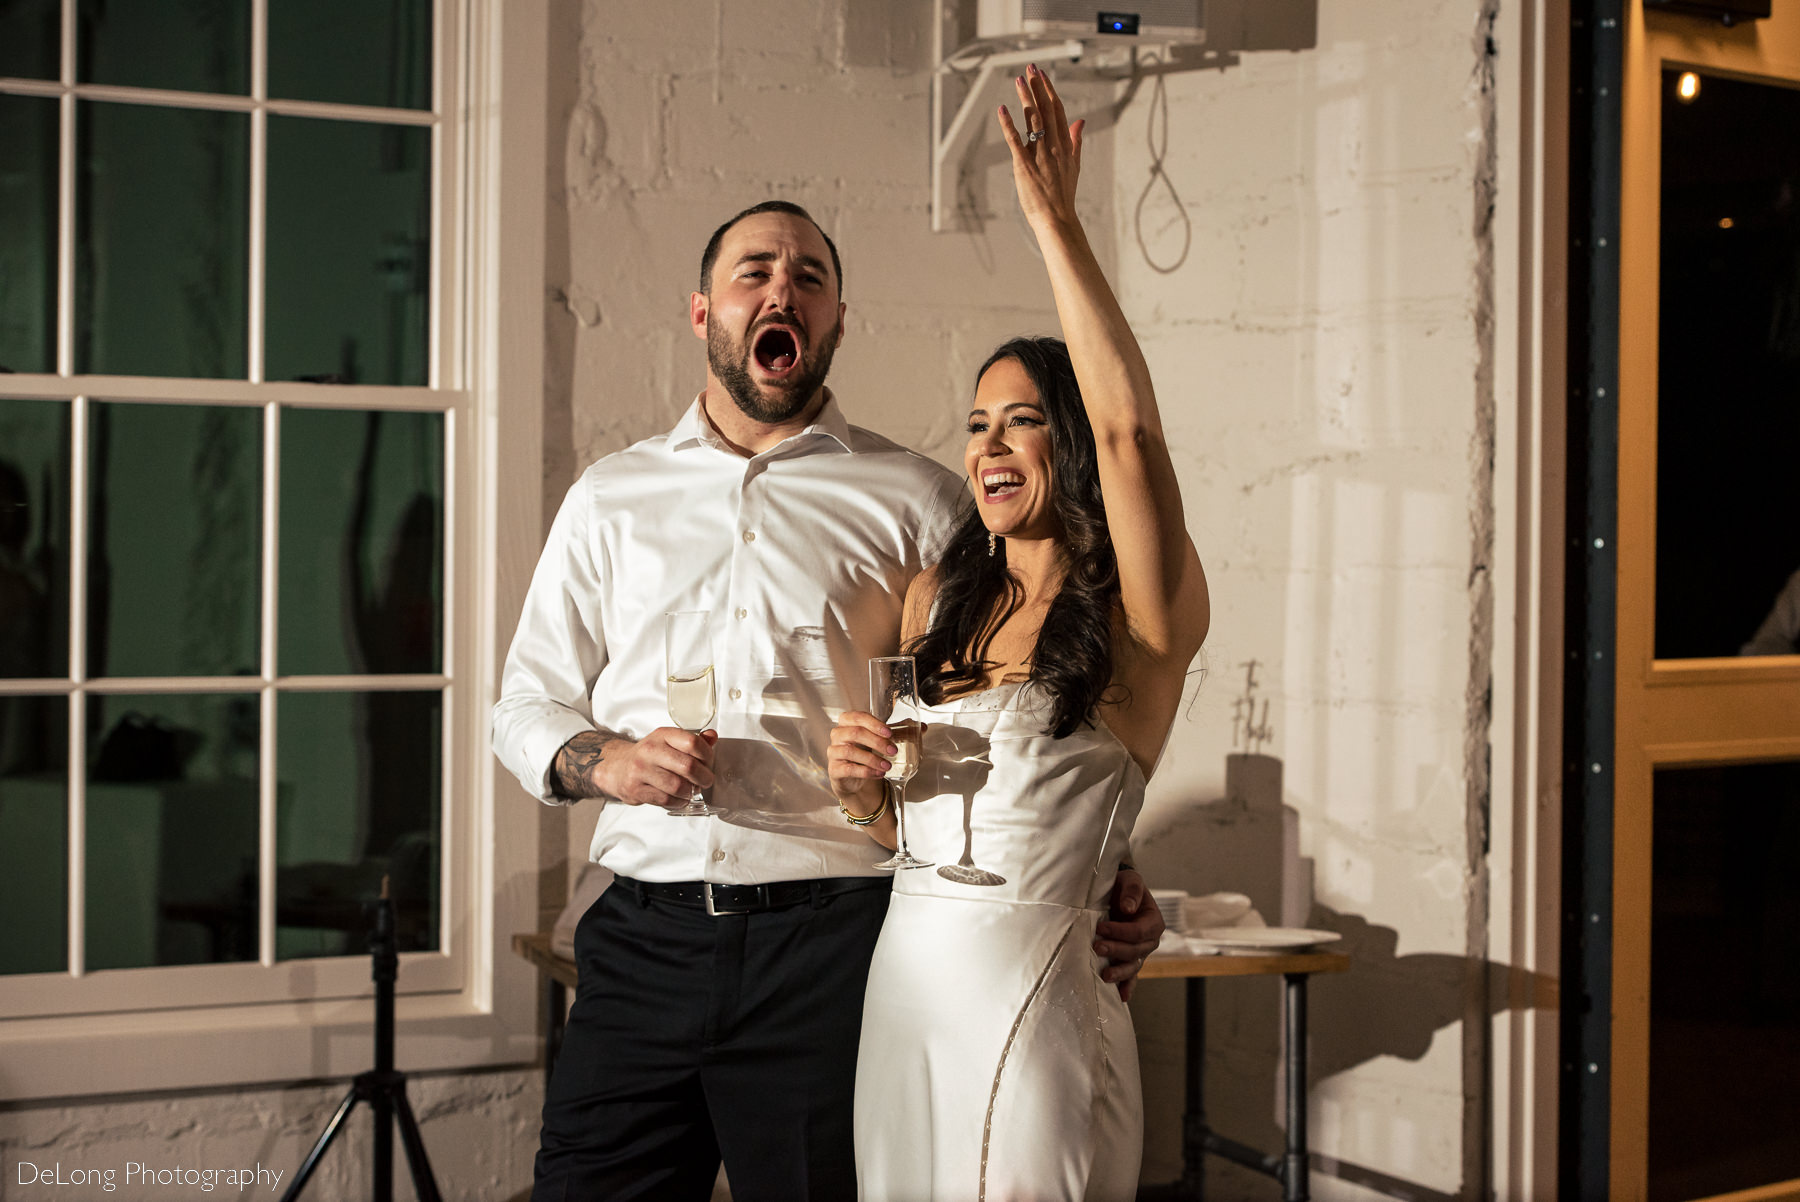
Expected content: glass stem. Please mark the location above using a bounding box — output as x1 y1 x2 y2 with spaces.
893 780 908 854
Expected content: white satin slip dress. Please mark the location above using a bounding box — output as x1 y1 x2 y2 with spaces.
853 681 1145 1202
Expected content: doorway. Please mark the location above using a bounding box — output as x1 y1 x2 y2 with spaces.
1611 4 1800 1199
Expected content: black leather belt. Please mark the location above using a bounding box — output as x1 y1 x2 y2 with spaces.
615 874 890 916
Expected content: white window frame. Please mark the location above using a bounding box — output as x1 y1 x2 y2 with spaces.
0 0 544 1097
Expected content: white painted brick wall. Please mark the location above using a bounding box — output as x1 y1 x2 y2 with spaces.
0 1069 541 1202
1119 1 1489 1196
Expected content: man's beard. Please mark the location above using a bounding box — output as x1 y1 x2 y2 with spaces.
708 314 839 425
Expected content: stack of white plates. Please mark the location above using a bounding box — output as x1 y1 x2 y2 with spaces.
1147 889 1189 957
1149 889 1189 934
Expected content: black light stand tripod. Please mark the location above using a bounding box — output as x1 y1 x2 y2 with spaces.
281 882 442 1202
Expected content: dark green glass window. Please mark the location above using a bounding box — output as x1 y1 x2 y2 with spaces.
276 690 440 960
85 692 259 970
78 0 250 95
2 2 452 982
268 0 432 111
265 117 429 386
0 94 58 375
1657 69 1800 658
279 408 443 676
76 101 249 378
87 402 261 678
0 697 68 976
0 0 61 81
1650 760 1800 1200
0 397 70 679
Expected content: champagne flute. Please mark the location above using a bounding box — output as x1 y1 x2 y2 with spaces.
869 656 931 870
664 610 720 817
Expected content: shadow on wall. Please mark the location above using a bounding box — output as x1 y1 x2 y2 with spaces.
1136 0 1319 76
1133 751 1545 1200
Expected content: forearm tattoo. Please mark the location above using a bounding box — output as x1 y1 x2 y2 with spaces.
552 731 609 800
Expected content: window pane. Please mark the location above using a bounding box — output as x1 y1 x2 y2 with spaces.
87 402 261 678
85 693 259 971
279 409 443 676
268 0 431 111
76 101 249 379
276 690 439 959
0 697 67 975
0 397 70 679
0 0 60 80
265 118 429 386
0 94 58 375
77 0 249 95
1657 70 1800 658
1650 760 1800 1201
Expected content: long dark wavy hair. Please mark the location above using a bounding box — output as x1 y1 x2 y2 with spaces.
910 337 1121 738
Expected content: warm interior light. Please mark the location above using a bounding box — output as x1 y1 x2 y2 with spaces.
1677 71 1701 102
1719 216 1735 229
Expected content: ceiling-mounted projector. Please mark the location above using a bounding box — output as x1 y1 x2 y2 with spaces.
976 0 1206 44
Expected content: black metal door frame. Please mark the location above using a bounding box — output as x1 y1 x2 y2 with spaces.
1562 1 1624 1197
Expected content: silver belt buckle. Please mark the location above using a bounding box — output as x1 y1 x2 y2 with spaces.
703 883 771 916
704 883 746 916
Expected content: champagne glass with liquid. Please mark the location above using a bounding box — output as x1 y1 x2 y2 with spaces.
869 656 931 870
664 610 720 817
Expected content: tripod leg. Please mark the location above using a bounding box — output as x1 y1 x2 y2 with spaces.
393 1088 444 1202
374 1090 393 1202
280 1089 360 1202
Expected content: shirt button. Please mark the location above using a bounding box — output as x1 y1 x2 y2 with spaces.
712 850 726 863
729 687 743 700
735 607 747 620
742 530 756 543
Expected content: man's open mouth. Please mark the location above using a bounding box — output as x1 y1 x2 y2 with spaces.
752 326 799 375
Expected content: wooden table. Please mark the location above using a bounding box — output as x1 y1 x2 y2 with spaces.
1138 950 1350 1202
512 933 577 1092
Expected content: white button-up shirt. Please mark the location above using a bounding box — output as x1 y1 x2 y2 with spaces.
492 394 964 883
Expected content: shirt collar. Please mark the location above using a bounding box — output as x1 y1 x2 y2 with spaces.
669 389 855 456
667 396 716 451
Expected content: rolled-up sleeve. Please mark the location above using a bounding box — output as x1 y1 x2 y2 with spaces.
492 473 610 805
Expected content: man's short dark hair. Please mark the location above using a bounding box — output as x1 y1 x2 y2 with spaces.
698 200 844 299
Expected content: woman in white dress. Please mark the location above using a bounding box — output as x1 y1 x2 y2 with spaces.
827 67 1210 1202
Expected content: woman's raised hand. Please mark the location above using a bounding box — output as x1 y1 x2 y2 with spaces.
997 64 1084 234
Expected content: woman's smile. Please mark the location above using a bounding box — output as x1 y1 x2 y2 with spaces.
981 468 1026 502
966 357 1055 532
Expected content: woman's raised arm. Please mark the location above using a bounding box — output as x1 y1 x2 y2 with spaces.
998 66 1208 664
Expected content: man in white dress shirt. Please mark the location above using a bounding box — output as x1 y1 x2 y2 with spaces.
493 201 1164 1202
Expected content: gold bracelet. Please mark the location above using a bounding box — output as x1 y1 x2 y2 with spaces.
840 781 891 827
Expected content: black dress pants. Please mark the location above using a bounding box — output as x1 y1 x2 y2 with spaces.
531 878 891 1202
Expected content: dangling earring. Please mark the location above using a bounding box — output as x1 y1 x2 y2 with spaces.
987 532 997 557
